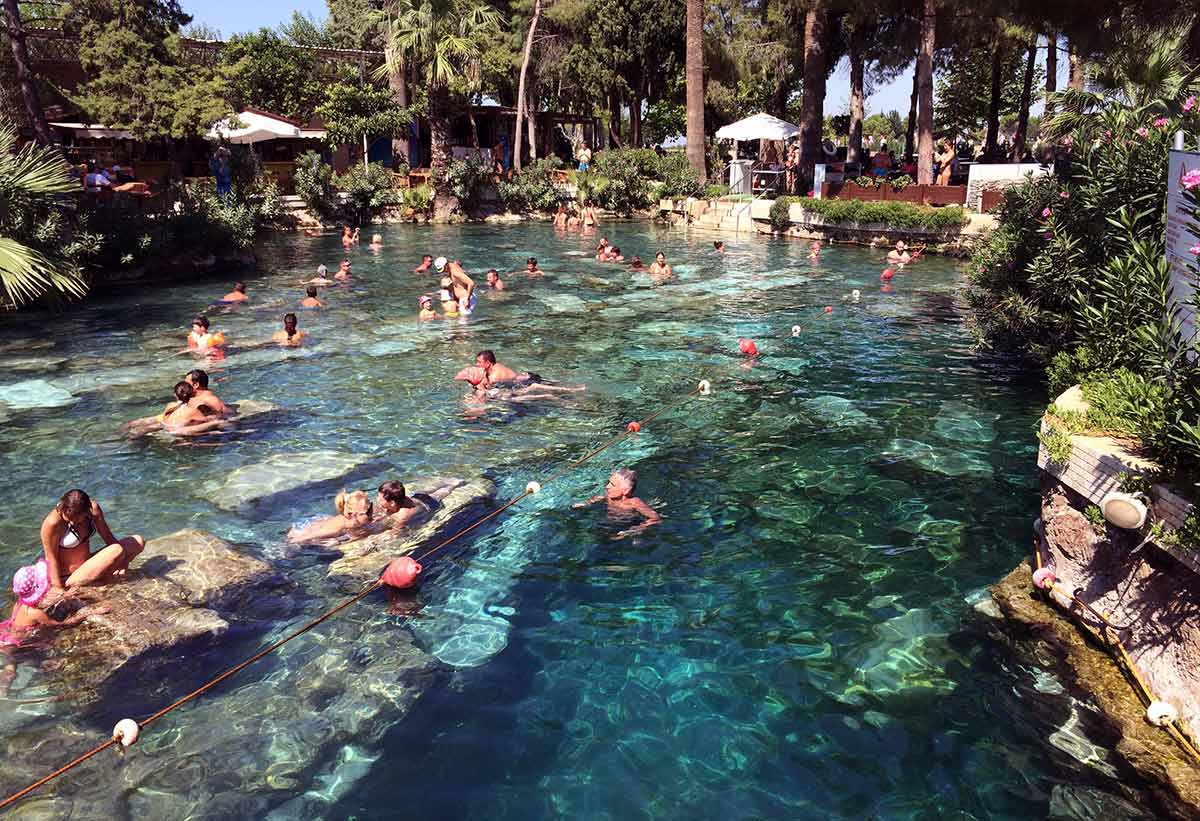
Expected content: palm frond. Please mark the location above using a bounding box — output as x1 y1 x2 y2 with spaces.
0 237 87 308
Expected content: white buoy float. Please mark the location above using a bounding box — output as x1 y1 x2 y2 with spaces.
525 481 541 495
112 719 140 747
698 379 712 395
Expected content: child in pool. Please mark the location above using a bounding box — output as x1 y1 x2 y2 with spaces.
1 561 104 648
418 295 439 320
808 241 822 260
573 468 661 539
186 315 226 351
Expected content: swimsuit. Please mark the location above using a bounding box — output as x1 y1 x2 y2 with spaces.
60 517 93 550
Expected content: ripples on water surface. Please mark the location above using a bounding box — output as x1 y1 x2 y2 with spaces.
0 223 1135 818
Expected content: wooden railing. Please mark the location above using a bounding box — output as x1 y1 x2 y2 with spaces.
821 180 967 207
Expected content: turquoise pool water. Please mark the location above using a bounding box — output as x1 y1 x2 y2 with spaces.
0 223 1139 817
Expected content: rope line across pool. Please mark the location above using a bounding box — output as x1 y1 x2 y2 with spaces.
0 378 713 812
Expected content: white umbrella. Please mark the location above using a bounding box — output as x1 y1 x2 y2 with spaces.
207 110 302 144
714 112 801 142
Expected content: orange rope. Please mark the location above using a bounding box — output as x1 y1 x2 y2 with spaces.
0 381 711 811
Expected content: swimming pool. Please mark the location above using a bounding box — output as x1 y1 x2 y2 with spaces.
0 222 1140 817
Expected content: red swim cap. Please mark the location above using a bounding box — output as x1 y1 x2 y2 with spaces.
881 269 895 280
738 338 759 356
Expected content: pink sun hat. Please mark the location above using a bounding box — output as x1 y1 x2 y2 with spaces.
13 560 49 607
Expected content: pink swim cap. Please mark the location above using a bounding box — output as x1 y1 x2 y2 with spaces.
13 560 49 607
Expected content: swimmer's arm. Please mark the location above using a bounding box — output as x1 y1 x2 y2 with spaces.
91 501 119 547
573 495 605 508
614 502 661 539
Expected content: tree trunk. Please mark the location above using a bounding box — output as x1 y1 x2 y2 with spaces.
468 104 481 150
3 0 52 145
1068 38 1083 90
685 0 706 182
386 53 409 163
513 0 541 172
904 59 918 159
848 26 865 166
526 86 538 163
1013 35 1036 160
797 1 829 193
629 91 643 148
608 90 622 147
428 86 457 222
916 0 936 185
1044 30 1057 119
984 37 1003 159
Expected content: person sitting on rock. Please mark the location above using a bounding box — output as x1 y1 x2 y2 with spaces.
39 489 145 594
286 489 374 544
573 468 661 539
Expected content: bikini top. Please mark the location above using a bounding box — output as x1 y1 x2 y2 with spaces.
60 516 94 549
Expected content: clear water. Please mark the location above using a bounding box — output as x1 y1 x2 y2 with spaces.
0 223 1139 818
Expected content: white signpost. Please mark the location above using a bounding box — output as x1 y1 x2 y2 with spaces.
1166 150 1200 343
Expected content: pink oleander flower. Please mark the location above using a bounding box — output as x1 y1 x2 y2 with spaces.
1191 244 1200 255
1185 96 1196 112
1182 169 1200 190
1041 207 1052 217
1136 126 1149 137
1154 117 1170 128
1044 231 1053 239
1059 191 1070 199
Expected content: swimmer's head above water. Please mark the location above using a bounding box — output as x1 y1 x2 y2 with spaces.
606 468 637 499
334 489 373 524
185 369 209 389
376 480 406 514
173 380 195 403
486 269 500 286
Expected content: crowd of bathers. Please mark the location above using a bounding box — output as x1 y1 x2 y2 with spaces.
1 219 674 668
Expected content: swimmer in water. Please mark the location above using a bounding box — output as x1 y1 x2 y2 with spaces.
374 480 429 529
573 468 661 538
629 255 645 270
286 489 374 544
594 237 610 260
335 259 352 281
486 269 505 290
220 282 248 303
439 278 460 317
566 209 582 228
162 380 220 430
185 315 226 352
606 246 625 263
301 286 323 308
713 241 725 254
525 257 545 277
582 200 597 228
648 251 673 282
553 204 568 228
414 254 434 274
436 258 476 314
307 264 333 286
808 241 822 260
341 225 359 247
272 312 305 346
1 561 107 650
183 368 227 415
418 295 439 320
886 240 911 265
455 350 585 394
369 233 383 250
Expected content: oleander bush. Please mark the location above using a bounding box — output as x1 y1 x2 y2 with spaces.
766 195 968 232
499 157 562 213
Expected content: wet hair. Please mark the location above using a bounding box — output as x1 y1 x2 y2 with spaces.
526 257 537 267
340 258 350 266
306 286 318 298
173 380 196 403
59 489 91 517
233 282 246 293
476 350 497 365
192 315 210 330
611 247 620 255
186 369 209 388
713 241 724 250
613 468 637 491
378 480 407 504
283 312 298 339
631 256 643 267
421 254 433 262
335 489 372 518
655 251 665 261
486 268 499 277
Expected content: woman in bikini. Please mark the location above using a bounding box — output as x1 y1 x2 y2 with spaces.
286 490 375 544
39 489 145 593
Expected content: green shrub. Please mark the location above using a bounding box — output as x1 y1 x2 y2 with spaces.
1082 368 1171 444
445 157 493 213
499 157 562 213
294 151 336 220
703 183 730 199
799 198 969 230
1083 504 1107 531
769 196 796 231
589 148 659 214
333 162 399 220
1038 422 1074 467
655 152 702 199
402 184 433 213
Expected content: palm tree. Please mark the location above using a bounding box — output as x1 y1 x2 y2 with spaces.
0 120 89 307
797 0 830 193
684 0 706 183
380 0 500 221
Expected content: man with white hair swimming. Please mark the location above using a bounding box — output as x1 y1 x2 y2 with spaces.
573 468 662 539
